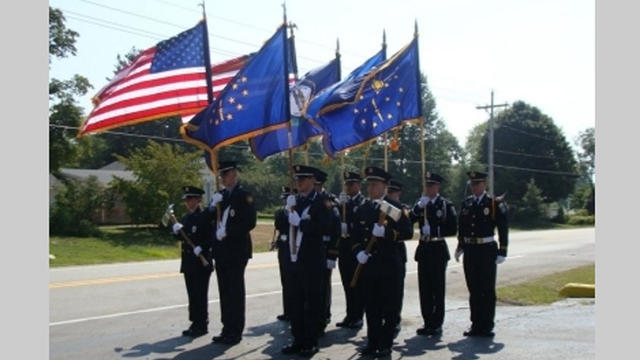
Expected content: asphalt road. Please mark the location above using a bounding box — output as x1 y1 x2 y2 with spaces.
50 227 595 359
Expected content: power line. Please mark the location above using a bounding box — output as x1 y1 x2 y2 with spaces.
500 124 557 142
494 149 569 160
50 124 579 176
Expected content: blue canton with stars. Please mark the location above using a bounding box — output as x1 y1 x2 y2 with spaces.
312 38 421 157
183 25 289 151
150 22 206 72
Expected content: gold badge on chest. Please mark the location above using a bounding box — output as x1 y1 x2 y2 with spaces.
230 209 236 217
483 207 490 215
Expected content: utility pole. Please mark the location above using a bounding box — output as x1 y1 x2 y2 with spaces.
476 90 508 198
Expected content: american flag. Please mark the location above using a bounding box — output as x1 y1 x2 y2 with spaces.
78 22 248 136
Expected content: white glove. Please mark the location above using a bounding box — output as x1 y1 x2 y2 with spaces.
209 192 223 209
288 211 301 227
216 226 226 241
286 195 297 210
327 259 336 269
172 223 183 234
341 222 348 236
356 251 370 264
193 246 202 256
496 255 506 265
421 223 431 236
290 253 298 263
372 223 385 237
338 192 349 204
417 195 430 209
455 248 463 262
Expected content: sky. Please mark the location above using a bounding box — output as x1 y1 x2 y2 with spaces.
49 0 595 149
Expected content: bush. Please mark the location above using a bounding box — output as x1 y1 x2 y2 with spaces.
567 215 594 225
551 204 567 223
50 176 107 237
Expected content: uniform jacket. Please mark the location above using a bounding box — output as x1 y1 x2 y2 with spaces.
212 183 257 265
457 192 509 256
177 207 215 274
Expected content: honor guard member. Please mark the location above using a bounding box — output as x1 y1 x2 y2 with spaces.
353 167 413 358
172 186 215 338
274 186 294 322
456 171 508 337
335 171 366 329
281 165 334 357
386 178 410 338
411 172 457 336
210 161 257 345
313 168 340 335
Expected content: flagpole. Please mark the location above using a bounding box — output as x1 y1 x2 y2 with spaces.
282 2 298 259
381 30 388 172
414 20 427 224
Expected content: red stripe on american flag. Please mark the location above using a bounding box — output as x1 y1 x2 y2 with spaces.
80 53 248 136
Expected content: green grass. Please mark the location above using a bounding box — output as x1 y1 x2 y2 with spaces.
497 263 595 305
49 226 180 267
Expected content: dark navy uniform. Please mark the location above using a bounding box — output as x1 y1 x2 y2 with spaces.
410 173 457 335
457 171 508 336
211 162 257 344
176 186 215 337
284 165 334 355
319 185 340 334
387 179 410 337
274 186 294 321
353 167 413 356
336 175 366 328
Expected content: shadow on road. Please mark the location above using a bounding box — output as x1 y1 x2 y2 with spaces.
394 334 448 358
115 336 193 358
447 337 505 360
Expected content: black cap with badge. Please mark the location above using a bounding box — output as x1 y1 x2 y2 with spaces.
182 185 204 199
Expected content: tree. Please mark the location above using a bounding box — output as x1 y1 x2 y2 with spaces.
576 127 595 182
49 7 92 173
50 176 111 236
516 178 545 222
466 101 577 203
111 141 204 225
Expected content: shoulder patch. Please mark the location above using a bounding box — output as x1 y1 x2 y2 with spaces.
246 195 253 204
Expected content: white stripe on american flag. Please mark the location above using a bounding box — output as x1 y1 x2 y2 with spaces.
88 94 210 123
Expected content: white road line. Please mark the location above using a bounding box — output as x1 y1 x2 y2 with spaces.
50 255 524 327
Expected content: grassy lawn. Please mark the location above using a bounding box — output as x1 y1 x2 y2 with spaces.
50 224 275 267
497 263 595 305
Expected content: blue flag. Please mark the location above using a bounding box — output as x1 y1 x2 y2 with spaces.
249 58 341 160
305 50 386 121
181 25 289 152
310 39 421 157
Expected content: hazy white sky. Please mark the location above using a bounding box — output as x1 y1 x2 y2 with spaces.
49 0 594 148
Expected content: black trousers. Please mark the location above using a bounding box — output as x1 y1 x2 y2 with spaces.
215 260 247 337
463 241 497 331
289 255 325 348
277 244 294 317
417 244 449 329
184 270 212 328
320 267 332 326
392 260 406 328
338 246 364 321
361 256 403 350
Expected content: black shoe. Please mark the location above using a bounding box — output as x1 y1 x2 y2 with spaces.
212 334 226 343
359 345 377 356
416 327 428 336
347 319 363 329
277 314 289 321
375 348 392 357
476 329 495 337
325 317 331 325
336 317 350 327
281 343 302 354
299 346 319 357
182 327 207 338
463 327 479 336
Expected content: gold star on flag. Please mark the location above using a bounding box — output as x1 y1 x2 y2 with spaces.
361 119 366 124
236 104 243 110
385 97 390 102
242 89 249 96
399 87 404 93
373 122 378 128
241 76 248 83
228 97 236 104
396 101 401 107
353 108 359 114
226 114 233 120
232 83 238 90
387 114 393 119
